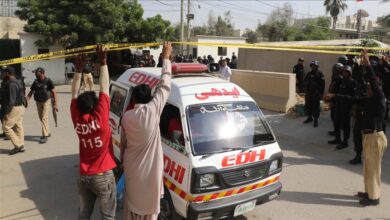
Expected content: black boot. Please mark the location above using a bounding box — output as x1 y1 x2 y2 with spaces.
313 119 318 127
304 117 313 124
328 138 342 145
336 141 348 150
349 155 362 165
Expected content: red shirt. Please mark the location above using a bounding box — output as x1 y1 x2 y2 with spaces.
71 92 116 175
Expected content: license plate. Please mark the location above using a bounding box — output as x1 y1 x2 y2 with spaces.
233 200 256 217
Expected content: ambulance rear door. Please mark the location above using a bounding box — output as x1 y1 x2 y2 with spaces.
109 81 132 160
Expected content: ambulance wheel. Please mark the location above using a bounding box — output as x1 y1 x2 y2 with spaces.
159 187 175 220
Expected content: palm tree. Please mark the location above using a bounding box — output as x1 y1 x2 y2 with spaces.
324 0 348 30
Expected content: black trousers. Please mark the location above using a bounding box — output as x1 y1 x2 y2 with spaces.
334 111 351 142
305 91 320 119
330 104 336 130
353 119 363 156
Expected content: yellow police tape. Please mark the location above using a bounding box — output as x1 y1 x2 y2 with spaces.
0 41 389 66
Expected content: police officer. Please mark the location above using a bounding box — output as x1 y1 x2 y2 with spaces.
293 57 305 93
326 50 387 206
338 56 349 66
328 66 357 149
328 63 344 136
303 61 325 127
1 66 26 155
26 67 58 144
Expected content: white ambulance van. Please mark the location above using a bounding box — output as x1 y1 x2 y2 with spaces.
109 63 283 220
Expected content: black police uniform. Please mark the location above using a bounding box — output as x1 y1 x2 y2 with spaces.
333 77 357 147
304 69 325 121
328 64 344 131
293 63 304 93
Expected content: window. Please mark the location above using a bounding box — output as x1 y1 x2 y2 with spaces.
187 102 274 156
160 104 186 152
218 47 227 56
110 85 127 117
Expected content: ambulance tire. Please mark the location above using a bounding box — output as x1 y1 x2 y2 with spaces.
159 186 179 220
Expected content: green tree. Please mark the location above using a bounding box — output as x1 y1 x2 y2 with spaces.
259 3 294 41
16 0 172 47
242 29 259 43
324 0 348 30
215 11 235 36
301 17 333 40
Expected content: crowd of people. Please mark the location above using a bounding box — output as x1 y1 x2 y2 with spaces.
293 51 390 206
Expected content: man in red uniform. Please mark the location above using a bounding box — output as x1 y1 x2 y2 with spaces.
70 45 117 219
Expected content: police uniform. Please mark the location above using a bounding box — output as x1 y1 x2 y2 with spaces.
1 66 25 155
303 61 325 127
30 75 55 140
332 71 357 149
293 60 304 93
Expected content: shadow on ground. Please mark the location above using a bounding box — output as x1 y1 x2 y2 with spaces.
17 154 79 220
279 191 360 208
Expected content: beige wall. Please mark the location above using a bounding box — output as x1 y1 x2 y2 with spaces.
231 69 297 113
0 17 26 39
238 48 341 90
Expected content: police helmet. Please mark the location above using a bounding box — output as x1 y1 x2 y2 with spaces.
343 66 352 74
310 60 319 67
333 63 344 70
370 60 378 67
338 56 348 64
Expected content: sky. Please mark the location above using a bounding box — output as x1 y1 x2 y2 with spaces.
139 0 389 30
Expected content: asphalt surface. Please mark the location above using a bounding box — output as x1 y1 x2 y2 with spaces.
1 85 390 220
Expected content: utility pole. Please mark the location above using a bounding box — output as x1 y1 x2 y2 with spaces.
180 0 184 55
186 0 194 56
186 0 191 56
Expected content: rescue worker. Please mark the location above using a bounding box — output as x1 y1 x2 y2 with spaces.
120 42 172 220
326 50 387 206
303 61 325 127
328 63 344 136
1 66 26 155
26 67 58 144
293 57 305 93
70 45 117 219
328 66 357 149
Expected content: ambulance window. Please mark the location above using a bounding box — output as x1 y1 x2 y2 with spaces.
160 104 185 147
187 102 274 156
110 85 127 117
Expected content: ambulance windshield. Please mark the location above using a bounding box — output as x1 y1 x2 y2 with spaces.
187 102 275 156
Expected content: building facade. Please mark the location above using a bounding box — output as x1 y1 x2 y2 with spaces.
189 35 247 60
0 0 18 17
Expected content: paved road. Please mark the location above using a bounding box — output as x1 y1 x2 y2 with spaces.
1 85 390 220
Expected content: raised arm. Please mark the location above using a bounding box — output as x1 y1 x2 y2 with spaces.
150 42 172 115
72 54 87 99
97 44 109 95
361 49 384 98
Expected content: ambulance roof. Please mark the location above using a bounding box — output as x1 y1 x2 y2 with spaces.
116 67 255 109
